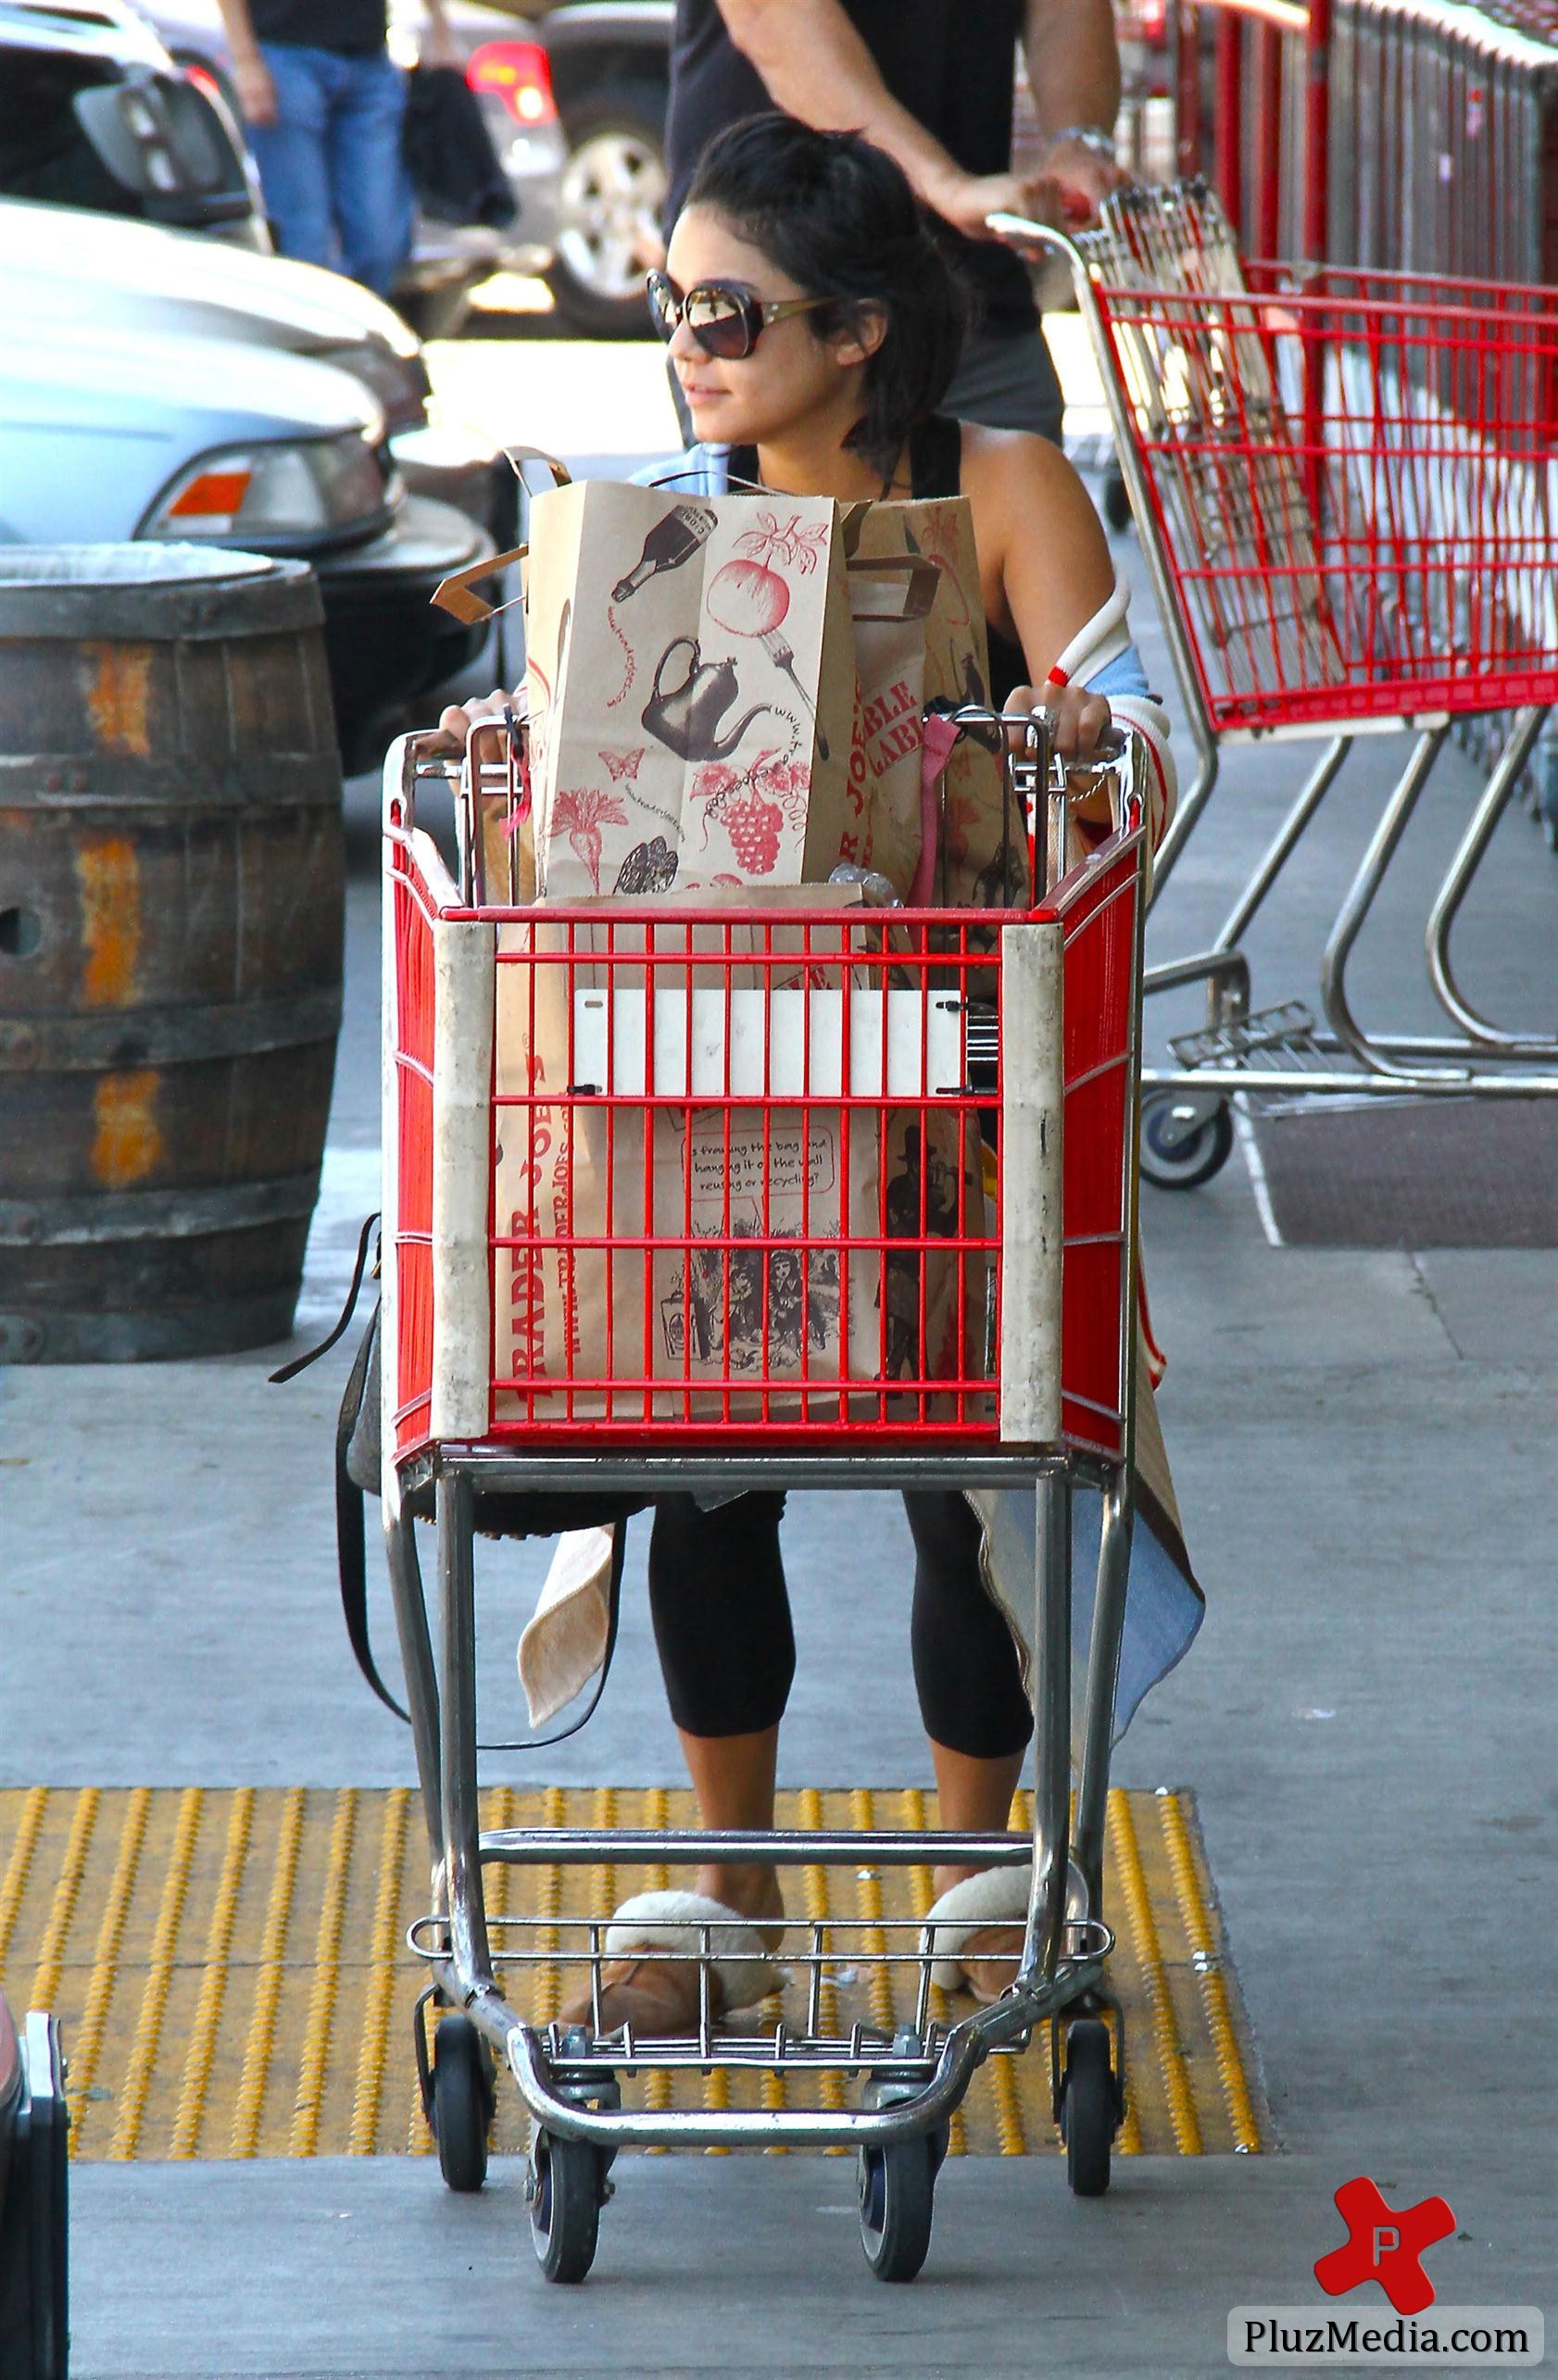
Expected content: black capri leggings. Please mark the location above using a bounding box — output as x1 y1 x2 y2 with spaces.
647 1490 1033 1759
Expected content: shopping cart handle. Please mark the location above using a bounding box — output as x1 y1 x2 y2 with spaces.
949 705 1134 770
985 210 1078 261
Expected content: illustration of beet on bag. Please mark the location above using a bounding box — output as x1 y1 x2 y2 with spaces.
550 788 628 894
523 479 861 896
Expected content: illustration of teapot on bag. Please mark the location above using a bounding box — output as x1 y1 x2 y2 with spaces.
641 636 782 762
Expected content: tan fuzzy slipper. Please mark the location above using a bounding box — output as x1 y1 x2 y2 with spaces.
559 1890 783 2035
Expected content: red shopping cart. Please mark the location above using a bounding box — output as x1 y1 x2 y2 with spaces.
997 182 1558 1187
377 717 1152 2282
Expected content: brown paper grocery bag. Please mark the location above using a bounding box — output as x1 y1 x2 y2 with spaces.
848 495 1029 911
839 554 939 897
524 482 861 897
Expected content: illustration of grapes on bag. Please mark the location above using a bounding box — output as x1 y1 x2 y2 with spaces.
690 752 812 877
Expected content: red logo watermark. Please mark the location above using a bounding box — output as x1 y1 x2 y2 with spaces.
1313 2177 1456 2317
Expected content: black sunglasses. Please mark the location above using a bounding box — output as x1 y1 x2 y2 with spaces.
646 268 831 360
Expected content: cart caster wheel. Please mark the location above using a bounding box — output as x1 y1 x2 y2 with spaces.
857 2138 936 2282
1061 2018 1122 2198
1140 1091 1235 1190
431 2015 495 2193
530 2130 603 2284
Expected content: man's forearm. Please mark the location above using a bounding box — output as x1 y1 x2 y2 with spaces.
718 0 967 215
216 0 260 58
1022 0 1121 134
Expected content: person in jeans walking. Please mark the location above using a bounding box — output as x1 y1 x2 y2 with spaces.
664 0 1131 445
217 0 453 296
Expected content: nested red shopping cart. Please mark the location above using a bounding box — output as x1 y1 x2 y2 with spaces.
377 715 1154 2283
997 182 1558 1188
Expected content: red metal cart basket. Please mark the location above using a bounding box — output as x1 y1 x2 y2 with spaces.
375 720 1156 2283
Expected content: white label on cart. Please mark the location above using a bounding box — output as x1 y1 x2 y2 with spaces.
571 986 964 1101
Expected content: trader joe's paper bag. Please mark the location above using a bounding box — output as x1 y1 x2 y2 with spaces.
524 481 861 896
490 889 982 1421
848 495 1028 910
836 553 939 897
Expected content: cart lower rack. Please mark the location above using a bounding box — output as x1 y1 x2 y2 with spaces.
379 721 1152 2281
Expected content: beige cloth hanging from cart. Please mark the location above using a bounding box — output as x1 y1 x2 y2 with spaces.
514 1327 1198 1734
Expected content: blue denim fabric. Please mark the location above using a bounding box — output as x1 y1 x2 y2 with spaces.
246 44 411 296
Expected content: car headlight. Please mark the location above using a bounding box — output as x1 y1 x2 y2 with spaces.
139 434 391 543
315 340 431 430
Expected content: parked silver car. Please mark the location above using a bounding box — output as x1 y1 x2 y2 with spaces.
0 270 497 767
0 187 518 532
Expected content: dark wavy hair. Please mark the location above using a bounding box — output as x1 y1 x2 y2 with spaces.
682 114 970 480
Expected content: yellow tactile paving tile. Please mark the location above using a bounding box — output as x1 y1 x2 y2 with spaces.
0 1785 1269 2162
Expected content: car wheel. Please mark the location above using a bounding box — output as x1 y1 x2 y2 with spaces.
546 82 666 338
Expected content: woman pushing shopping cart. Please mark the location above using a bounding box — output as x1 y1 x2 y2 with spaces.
369 117 1201 2285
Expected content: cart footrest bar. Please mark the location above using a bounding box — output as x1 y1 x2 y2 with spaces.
475 1826 1037 1867
502 1989 1067 2149
511 2036 953 2075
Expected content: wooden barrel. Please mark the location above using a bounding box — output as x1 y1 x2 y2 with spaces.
0 546 344 1360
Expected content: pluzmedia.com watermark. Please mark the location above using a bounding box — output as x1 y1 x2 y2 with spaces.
1225 2176 1543 2364
1227 2309 1544 2366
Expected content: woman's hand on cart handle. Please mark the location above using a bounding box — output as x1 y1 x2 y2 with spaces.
1003 680 1111 763
430 683 529 757
1005 680 1114 828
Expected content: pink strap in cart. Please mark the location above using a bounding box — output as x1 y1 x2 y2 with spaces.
911 712 961 906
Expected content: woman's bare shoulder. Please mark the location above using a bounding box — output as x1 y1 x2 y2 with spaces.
958 421 1097 512
957 420 1112 570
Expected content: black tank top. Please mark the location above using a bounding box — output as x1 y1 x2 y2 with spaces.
251 0 385 53
666 0 1036 337
727 415 1029 704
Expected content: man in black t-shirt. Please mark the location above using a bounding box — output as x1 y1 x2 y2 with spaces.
665 0 1128 445
218 0 453 295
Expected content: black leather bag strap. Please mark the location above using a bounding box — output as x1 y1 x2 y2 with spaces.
270 1213 379 1384
333 1307 410 1724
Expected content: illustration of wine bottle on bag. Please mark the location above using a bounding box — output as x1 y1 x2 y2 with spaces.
607 502 719 710
611 503 718 603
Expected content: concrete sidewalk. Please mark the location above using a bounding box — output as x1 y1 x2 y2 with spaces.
3 340 1555 2374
